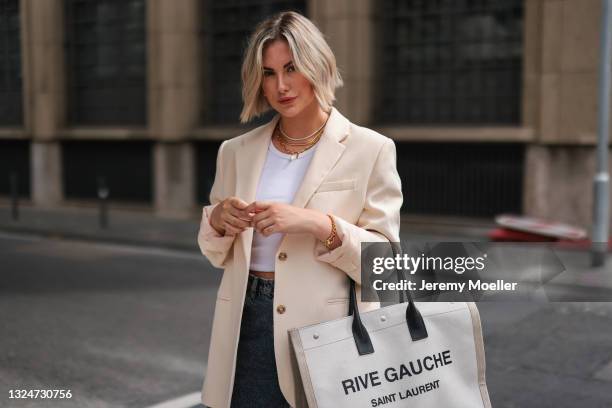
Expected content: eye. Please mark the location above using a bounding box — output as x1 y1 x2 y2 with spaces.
263 70 274 77
286 65 295 73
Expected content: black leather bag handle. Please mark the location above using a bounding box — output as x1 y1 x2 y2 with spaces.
347 243 429 356
396 267 429 341
348 278 375 355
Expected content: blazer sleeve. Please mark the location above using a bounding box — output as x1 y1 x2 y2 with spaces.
314 138 402 284
197 141 237 268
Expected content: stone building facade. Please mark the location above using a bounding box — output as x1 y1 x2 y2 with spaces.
0 0 610 230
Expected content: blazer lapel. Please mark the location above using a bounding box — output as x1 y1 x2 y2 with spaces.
291 107 350 208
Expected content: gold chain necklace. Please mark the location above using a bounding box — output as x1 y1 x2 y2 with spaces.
279 118 327 141
278 113 331 142
274 124 324 160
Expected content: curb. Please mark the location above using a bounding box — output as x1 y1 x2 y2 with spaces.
0 225 200 253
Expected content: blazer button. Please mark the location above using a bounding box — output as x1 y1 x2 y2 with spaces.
276 304 286 314
278 252 287 261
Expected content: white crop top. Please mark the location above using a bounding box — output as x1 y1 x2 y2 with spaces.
249 139 319 271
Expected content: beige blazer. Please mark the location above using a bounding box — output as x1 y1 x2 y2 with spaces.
198 107 402 408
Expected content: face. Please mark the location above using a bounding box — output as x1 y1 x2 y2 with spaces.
261 39 317 118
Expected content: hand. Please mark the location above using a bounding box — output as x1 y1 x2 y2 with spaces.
247 201 312 237
210 197 253 236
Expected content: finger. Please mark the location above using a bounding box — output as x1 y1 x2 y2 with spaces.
223 220 250 233
229 197 250 209
228 205 252 222
244 201 256 213
246 201 271 214
224 222 245 235
255 218 275 232
223 213 251 229
251 208 272 224
242 202 257 218
260 224 275 236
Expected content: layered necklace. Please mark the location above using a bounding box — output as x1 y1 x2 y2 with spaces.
274 114 330 161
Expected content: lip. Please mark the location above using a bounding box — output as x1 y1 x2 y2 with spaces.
278 96 297 104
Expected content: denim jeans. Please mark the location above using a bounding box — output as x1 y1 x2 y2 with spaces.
230 275 291 408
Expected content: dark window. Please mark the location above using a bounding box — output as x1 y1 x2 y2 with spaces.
0 140 29 198
0 0 22 125
196 141 223 205
62 141 152 203
65 0 147 125
201 0 306 125
396 142 524 217
375 0 524 125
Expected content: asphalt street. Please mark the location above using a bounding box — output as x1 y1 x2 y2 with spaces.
0 232 219 408
2 232 612 407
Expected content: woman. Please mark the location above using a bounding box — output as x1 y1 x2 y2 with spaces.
198 11 402 408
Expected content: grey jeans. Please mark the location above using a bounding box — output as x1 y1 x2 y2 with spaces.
230 275 291 408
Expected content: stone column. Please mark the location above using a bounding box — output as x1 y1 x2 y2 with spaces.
523 0 612 229
31 142 62 205
153 143 195 218
310 0 375 124
148 0 201 217
21 0 66 206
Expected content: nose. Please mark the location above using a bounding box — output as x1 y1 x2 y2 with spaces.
276 73 289 93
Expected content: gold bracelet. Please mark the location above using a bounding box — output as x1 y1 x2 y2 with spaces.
324 214 337 250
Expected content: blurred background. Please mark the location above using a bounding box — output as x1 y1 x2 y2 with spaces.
1 1 612 407
2 0 604 226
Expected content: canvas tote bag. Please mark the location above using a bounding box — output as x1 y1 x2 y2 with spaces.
289 278 491 408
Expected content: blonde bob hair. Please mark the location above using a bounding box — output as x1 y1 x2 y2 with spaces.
240 11 343 123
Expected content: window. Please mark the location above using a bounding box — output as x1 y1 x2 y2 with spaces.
375 0 524 125
65 0 146 125
63 141 152 203
396 142 524 216
0 0 22 125
0 140 29 198
196 141 223 205
201 0 306 125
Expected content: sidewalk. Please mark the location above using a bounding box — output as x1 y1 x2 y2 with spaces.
0 204 201 252
0 203 495 252
1 203 611 295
